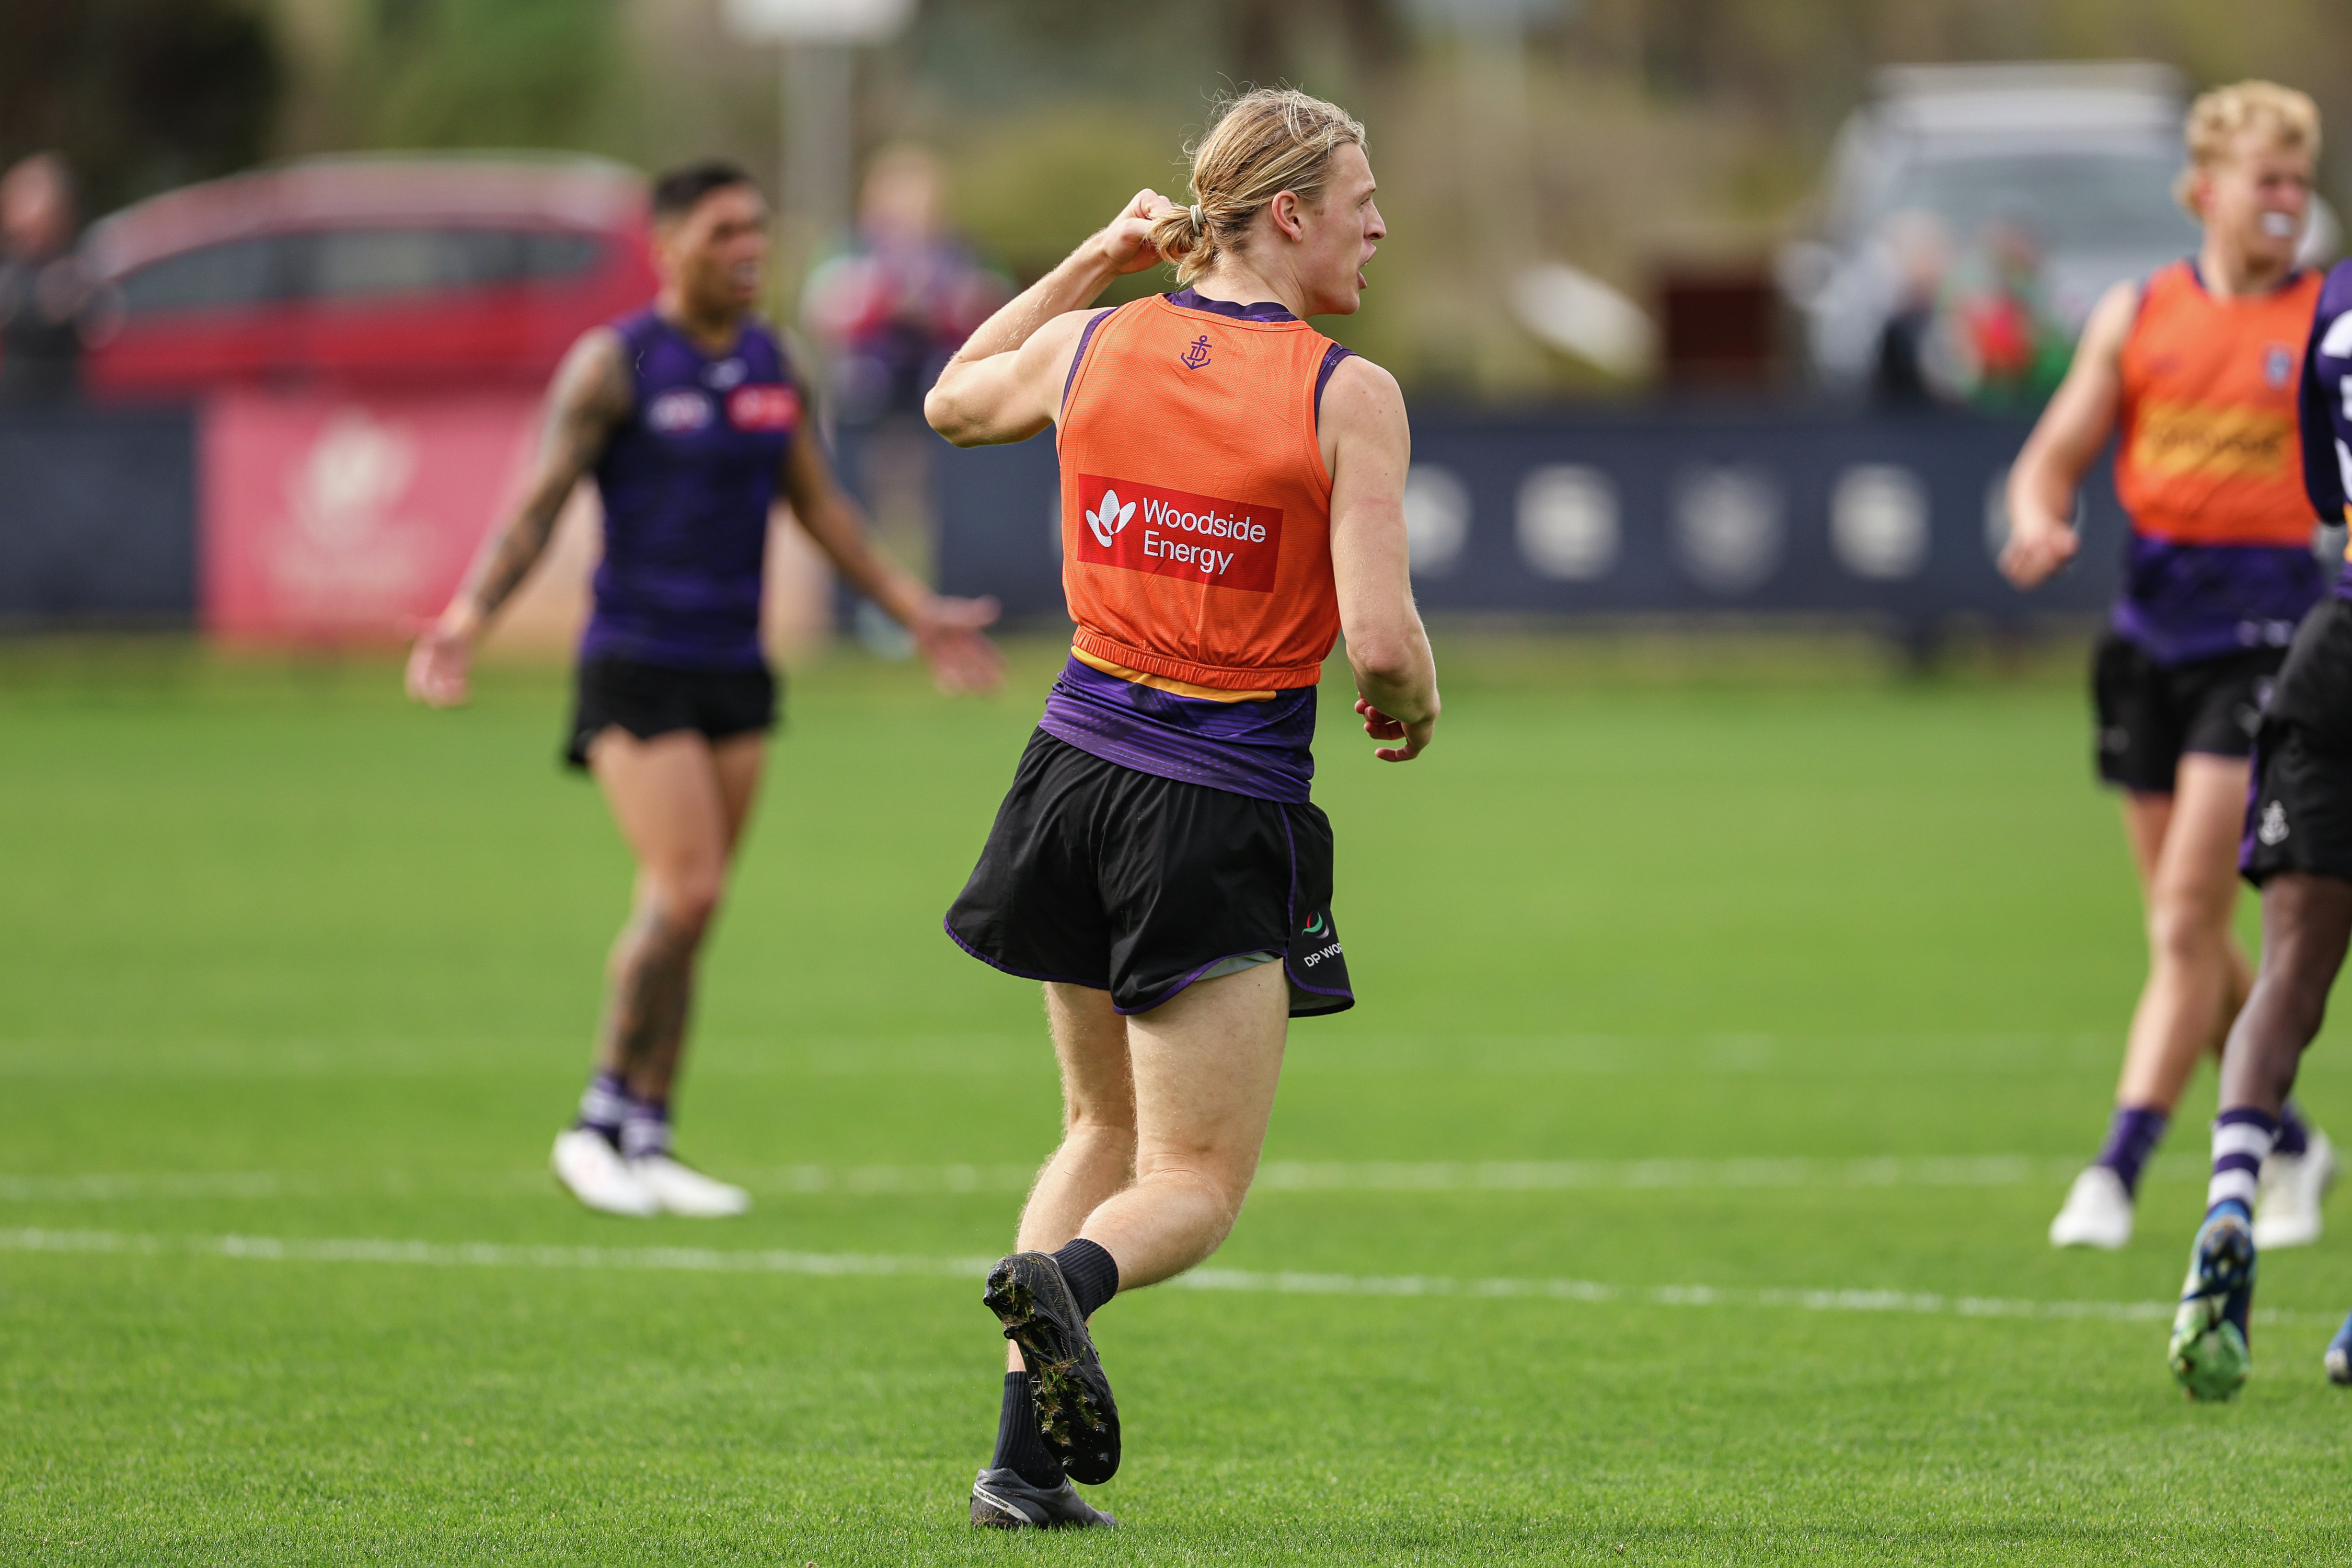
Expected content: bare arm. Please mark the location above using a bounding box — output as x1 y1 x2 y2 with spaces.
2001 280 2138 590
779 422 1003 694
1321 355 1438 762
924 188 1173 447
405 329 631 706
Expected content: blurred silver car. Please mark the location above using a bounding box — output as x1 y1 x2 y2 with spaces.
1779 61 2335 396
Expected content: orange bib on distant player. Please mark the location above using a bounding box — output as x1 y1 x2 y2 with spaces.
2115 261 2322 547
1056 294 1340 691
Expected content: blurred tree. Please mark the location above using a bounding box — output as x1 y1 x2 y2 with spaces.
0 0 281 215
364 0 622 151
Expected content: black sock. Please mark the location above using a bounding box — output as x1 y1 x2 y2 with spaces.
1052 1237 1120 1318
993 1371 1064 1489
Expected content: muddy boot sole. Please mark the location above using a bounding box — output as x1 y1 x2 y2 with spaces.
984 1251 1121 1484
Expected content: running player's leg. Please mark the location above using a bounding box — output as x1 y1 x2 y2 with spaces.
1016 985 1138 1260
1078 962 1288 1286
2220 873 2352 1120
2117 754 2251 1108
977 984 1138 1522
2172 871 2352 1397
2057 758 2252 1247
981 964 1287 1501
566 728 756 1216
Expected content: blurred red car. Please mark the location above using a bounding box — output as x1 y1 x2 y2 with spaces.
80 154 657 399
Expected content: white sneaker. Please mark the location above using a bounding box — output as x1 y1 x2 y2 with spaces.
629 1154 752 1218
2255 1129 2338 1250
2049 1165 2134 1249
552 1128 658 1217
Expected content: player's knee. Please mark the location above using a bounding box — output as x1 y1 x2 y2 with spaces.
653 871 726 940
1138 1147 1255 1216
2147 898 2229 964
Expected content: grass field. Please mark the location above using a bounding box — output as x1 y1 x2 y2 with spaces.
4 633 2350 1564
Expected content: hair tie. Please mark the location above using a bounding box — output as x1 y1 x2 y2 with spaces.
1189 203 1204 233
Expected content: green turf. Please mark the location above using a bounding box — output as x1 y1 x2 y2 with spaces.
4 634 2350 1564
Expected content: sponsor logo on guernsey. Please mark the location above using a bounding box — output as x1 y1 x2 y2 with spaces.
2265 343 2295 389
706 357 748 389
647 389 714 433
1180 333 1213 370
1073 474 1282 592
727 385 801 432
2128 401 2292 479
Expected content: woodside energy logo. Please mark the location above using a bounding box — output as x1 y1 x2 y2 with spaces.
1073 473 1283 592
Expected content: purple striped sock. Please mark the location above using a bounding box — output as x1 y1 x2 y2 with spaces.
2094 1105 2167 1196
2207 1106 2279 1220
620 1097 671 1160
2277 1100 2311 1159
575 1071 628 1144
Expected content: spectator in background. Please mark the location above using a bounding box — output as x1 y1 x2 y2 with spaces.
1870 210 1953 409
1935 212 2071 413
805 145 1009 428
803 147 1009 636
0 153 95 404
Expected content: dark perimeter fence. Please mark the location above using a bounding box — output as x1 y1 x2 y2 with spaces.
13 402 2293 647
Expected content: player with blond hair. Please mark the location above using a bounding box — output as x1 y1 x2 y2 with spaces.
925 88 1437 1526
2007 82 2335 1261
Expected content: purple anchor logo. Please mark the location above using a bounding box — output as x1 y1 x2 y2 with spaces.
1179 335 1213 370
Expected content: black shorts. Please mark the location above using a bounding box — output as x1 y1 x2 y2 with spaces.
2244 598 2352 886
2092 630 2281 793
564 656 778 770
943 731 1354 1018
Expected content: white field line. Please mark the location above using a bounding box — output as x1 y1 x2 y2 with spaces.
1 1225 2322 1328
0 1156 2126 1205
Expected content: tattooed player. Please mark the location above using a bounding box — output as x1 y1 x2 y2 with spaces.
408 161 1000 1217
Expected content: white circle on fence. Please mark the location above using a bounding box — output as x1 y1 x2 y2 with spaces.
1674 465 1782 595
1516 465 1620 580
1830 464 1930 580
1403 464 1471 577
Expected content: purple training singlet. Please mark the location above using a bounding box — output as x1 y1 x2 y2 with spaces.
2301 260 2352 599
581 308 802 671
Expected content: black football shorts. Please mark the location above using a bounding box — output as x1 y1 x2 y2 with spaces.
944 730 1354 1017
2092 630 2282 793
2243 598 2352 887
565 655 778 770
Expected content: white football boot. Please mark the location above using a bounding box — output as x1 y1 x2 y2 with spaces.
2254 1128 2338 1250
552 1128 658 1217
2048 1165 2134 1249
629 1155 752 1218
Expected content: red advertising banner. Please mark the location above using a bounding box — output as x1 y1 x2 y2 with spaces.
201 389 540 642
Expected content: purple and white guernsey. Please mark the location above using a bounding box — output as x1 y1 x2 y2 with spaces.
1036 289 1355 803
2300 260 2352 600
582 309 802 671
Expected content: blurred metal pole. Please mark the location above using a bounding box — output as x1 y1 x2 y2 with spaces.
722 0 912 310
780 43 854 297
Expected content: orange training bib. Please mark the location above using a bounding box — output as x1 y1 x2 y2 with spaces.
1055 294 1341 691
2115 261 2323 548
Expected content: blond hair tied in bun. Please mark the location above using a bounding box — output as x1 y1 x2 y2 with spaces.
1146 87 1366 287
